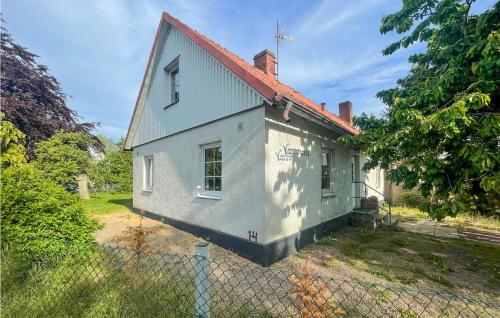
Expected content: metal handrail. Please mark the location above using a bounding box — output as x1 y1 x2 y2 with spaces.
352 181 385 198
352 181 392 225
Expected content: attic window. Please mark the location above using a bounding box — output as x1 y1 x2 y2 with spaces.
164 56 180 107
170 67 179 103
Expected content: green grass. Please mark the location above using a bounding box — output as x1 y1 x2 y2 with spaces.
324 257 342 270
1 246 274 318
392 206 500 232
1 246 195 318
81 192 132 215
357 229 378 243
338 240 366 258
390 237 407 247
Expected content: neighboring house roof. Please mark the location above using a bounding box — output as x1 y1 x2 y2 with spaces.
125 12 357 149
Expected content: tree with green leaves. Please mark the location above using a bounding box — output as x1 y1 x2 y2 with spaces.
1 21 99 159
89 138 132 192
96 134 116 153
34 131 97 191
341 1 499 219
0 112 26 169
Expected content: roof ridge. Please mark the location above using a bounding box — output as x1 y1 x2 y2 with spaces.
163 13 357 134
164 12 251 67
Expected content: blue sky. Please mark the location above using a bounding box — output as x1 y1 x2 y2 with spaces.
2 0 495 140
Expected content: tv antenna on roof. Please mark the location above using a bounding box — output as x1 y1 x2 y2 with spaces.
275 19 296 80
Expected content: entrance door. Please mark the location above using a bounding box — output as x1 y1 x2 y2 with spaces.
351 155 360 209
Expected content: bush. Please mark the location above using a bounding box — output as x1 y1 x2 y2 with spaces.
0 164 100 257
0 113 27 169
89 138 132 192
400 192 424 208
34 131 96 191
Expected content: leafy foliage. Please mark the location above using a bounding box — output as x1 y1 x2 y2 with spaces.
341 1 500 219
0 21 99 159
0 164 99 257
96 134 116 152
89 138 132 192
35 131 97 191
0 112 26 168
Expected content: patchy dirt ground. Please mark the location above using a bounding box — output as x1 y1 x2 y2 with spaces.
94 210 252 262
93 210 500 300
284 229 500 298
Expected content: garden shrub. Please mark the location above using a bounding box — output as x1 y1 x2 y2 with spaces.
88 138 132 192
34 131 96 191
0 113 27 169
0 164 99 257
401 192 424 208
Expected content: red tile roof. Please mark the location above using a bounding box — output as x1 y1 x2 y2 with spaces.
131 12 358 138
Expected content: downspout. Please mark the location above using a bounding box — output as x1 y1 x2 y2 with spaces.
283 100 293 123
272 92 294 124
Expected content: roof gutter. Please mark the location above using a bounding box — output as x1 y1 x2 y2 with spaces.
271 93 356 136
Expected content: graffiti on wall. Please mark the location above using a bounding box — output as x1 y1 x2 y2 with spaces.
276 143 310 162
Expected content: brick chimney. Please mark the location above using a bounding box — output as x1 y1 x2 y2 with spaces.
253 50 275 76
339 101 353 126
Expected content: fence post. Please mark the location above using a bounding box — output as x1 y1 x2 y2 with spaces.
388 204 392 225
194 242 211 318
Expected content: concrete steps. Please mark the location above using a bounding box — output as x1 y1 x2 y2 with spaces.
351 208 390 229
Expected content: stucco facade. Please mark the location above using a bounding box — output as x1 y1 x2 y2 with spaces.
133 106 266 241
131 105 384 264
264 107 357 244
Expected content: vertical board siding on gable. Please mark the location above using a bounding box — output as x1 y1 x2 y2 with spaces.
132 27 264 147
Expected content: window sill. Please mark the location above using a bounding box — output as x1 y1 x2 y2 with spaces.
163 99 179 110
196 193 222 200
321 191 336 197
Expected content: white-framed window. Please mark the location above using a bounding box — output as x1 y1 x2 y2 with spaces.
321 149 335 193
202 143 222 195
143 155 153 191
164 57 180 105
170 67 179 103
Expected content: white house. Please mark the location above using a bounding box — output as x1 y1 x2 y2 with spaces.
124 12 385 265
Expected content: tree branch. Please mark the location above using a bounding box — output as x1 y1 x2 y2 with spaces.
464 0 473 37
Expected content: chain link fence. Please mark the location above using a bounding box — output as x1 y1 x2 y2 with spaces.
2 242 499 318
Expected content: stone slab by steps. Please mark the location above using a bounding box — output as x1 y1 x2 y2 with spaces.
399 220 459 239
